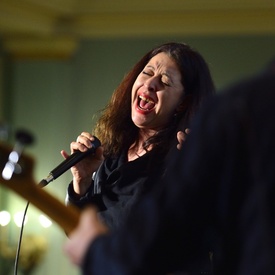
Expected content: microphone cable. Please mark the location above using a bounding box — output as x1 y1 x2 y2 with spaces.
13 201 30 275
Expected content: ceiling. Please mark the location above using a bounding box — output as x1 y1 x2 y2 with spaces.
1 0 275 59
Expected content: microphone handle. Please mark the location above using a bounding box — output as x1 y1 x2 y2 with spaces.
38 137 101 188
50 147 96 179
51 136 101 179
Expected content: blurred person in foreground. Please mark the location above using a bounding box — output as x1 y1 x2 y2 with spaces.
65 57 275 275
64 59 275 274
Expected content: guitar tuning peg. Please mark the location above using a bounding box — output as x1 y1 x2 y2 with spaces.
15 129 35 146
1 128 34 180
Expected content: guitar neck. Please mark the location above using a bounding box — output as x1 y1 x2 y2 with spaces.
0 143 79 234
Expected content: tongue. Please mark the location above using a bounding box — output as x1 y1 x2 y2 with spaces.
140 99 155 110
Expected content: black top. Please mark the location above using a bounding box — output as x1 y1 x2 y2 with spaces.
67 149 166 229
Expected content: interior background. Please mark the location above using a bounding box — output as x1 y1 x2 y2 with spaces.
0 1 275 274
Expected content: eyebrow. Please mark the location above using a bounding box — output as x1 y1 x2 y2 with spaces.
145 65 175 84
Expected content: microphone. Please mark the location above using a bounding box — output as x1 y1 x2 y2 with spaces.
39 136 101 188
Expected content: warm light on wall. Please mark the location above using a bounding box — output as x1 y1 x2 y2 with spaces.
13 211 28 227
0 210 11 226
39 214 52 228
0 210 52 228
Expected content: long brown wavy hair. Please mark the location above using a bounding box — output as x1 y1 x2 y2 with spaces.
93 42 215 158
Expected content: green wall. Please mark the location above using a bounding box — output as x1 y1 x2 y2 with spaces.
1 35 275 274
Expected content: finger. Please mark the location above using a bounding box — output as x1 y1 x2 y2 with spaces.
76 136 93 148
76 133 99 150
81 207 109 236
81 207 97 224
176 131 185 150
61 150 70 159
80 132 94 139
64 208 97 265
64 207 108 266
70 141 86 154
80 132 101 145
177 131 185 141
79 132 99 145
63 240 79 265
70 137 94 154
185 128 191 135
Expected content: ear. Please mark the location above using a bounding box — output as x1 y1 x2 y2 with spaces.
176 95 192 113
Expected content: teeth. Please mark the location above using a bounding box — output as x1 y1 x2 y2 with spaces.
139 95 154 104
138 95 155 111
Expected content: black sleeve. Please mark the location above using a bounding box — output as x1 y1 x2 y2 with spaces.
66 181 106 211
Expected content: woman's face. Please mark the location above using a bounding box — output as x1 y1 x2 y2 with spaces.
131 52 184 132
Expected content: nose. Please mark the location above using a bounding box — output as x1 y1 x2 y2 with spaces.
144 76 160 92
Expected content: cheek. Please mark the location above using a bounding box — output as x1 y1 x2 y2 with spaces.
131 78 141 98
161 93 183 113
131 84 137 101
131 88 135 102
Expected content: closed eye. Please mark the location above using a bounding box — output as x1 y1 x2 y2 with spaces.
142 70 153 76
161 78 170 86
160 75 171 86
143 71 170 86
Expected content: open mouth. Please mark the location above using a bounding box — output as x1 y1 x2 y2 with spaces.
138 95 156 111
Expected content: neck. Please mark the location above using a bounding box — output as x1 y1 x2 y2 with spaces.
127 129 155 161
128 143 145 160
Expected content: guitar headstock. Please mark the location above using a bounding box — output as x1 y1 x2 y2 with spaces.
0 142 35 189
0 141 79 234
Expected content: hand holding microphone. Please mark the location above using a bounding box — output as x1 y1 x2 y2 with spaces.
39 134 103 190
